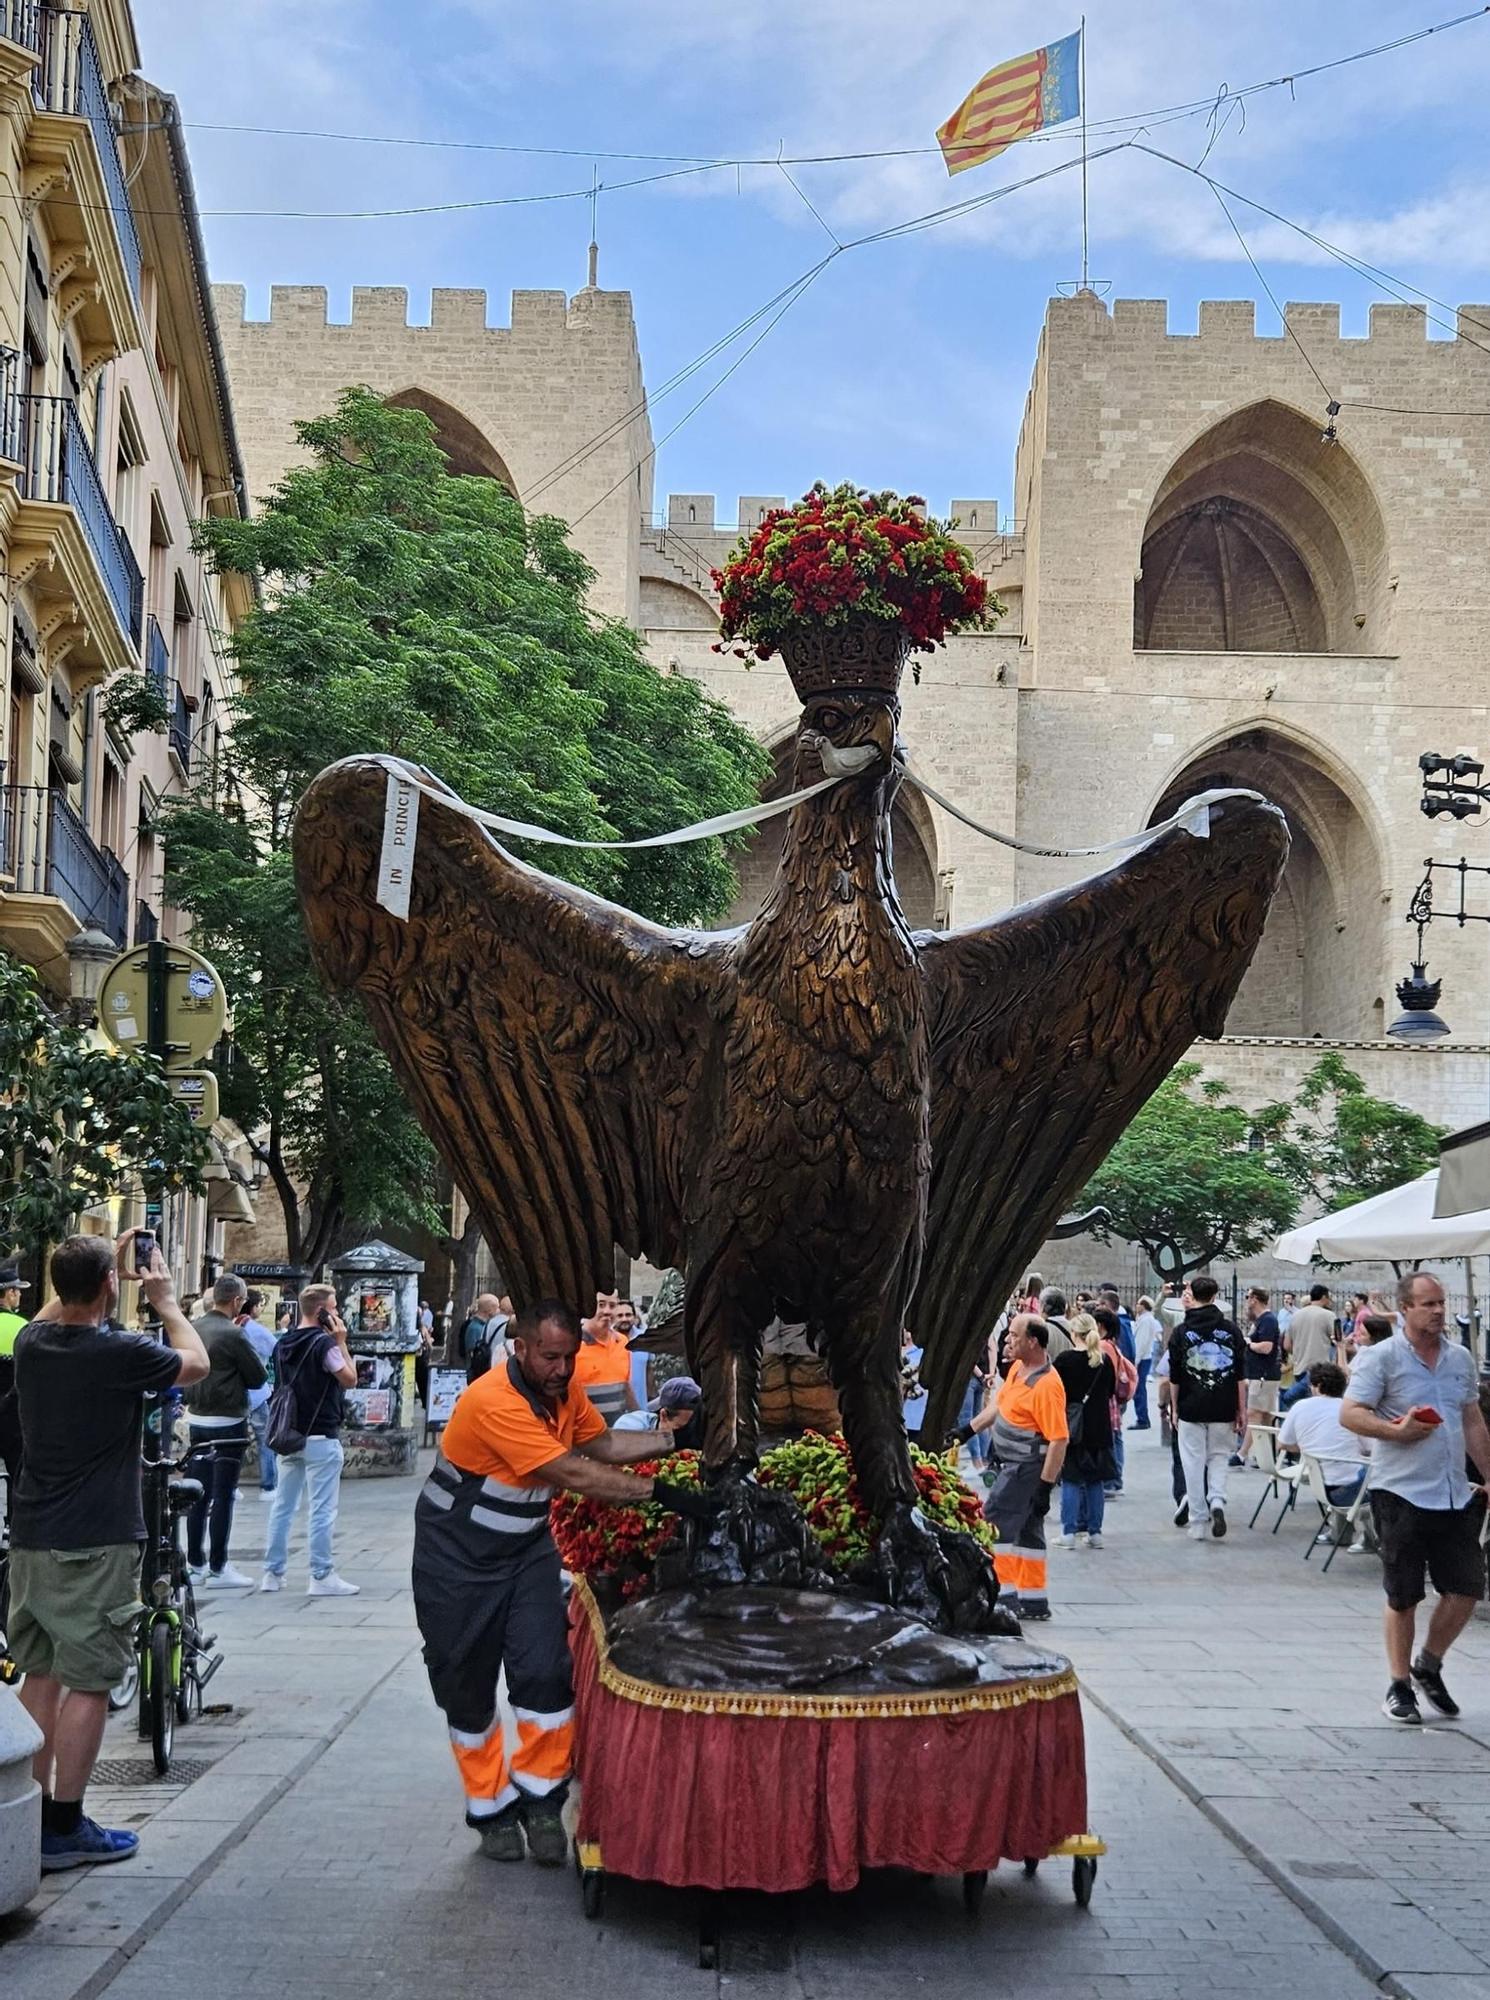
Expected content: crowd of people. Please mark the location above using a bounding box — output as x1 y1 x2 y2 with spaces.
957 1268 1490 1726
2 1236 1486 1887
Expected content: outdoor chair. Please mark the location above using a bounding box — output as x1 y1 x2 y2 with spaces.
1297 1454 1374 1572
1246 1426 1303 1531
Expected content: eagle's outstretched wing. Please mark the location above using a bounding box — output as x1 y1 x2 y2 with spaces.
911 792 1288 1438
293 756 731 1307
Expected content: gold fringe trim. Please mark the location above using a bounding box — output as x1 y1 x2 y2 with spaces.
574 1579 1079 1721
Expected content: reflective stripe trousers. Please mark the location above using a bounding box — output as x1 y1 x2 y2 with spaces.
984 1454 1050 1617
412 1514 574 1822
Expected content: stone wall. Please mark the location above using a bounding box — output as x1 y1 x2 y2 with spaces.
213 282 652 623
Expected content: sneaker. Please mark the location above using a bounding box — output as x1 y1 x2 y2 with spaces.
1411 1658 1460 1718
307 1573 360 1597
1187 1523 1209 1542
1210 1504 1227 1540
1053 1534 1077 1550
258 1571 284 1593
1086 1533 1103 1549
187 1565 207 1585
472 1806 525 1863
519 1796 568 1867
258 1486 276 1501
1314 1528 1336 1546
204 1563 254 1589
1228 1453 1246 1468
1021 1604 1053 1622
40 1817 140 1872
1173 1499 1190 1528
1383 1679 1422 1725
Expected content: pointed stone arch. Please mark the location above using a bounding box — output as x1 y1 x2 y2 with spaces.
1135 399 1389 653
384 387 518 492
1148 723 1388 1040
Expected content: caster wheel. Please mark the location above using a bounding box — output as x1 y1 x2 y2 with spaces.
581 1870 605 1920
1072 1855 1097 1908
1022 1857 1039 1878
962 1870 988 1914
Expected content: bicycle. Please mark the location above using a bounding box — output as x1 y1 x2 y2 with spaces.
131 1391 225 1774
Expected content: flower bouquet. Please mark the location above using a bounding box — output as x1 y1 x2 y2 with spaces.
549 1431 994 1600
712 482 999 680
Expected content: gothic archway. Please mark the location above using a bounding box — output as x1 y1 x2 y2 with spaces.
714 740 939 931
1149 726 1388 1040
1136 401 1389 653
384 387 517 492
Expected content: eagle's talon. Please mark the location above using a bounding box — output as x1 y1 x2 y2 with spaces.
866 1501 1017 1636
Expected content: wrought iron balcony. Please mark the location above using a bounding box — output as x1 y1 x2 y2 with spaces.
169 681 192 771
32 8 140 298
0 781 128 944
146 613 169 698
18 394 143 646
0 345 21 465
134 898 158 944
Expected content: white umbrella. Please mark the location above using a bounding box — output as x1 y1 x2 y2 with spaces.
1272 1170 1490 1264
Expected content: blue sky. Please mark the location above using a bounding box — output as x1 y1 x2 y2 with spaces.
135 2 1490 533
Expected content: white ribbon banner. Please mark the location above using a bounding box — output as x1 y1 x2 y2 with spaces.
372 751 1262 920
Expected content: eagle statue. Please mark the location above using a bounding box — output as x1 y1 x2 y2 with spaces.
293 629 1287 1625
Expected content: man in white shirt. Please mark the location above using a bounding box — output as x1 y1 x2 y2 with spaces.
1131 1295 1164 1431
1278 1362 1370 1503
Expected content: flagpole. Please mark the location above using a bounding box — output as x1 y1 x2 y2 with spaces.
1079 16 1089 290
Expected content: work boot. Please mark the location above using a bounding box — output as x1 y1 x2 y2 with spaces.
519 1794 569 1867
471 1804 525 1862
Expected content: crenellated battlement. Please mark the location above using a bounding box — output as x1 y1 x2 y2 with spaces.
1049 291 1490 357
663 493 1007 535
209 282 637 338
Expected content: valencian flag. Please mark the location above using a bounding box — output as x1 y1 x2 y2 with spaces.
937 30 1082 176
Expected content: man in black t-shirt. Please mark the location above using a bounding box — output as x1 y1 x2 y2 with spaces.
11 1232 208 1873
1233 1286 1283 1469
1167 1276 1247 1543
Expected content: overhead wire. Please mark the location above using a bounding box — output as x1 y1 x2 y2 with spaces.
153 7 1490 170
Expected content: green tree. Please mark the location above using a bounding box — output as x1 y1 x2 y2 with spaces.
0 952 208 1259
165 388 766 1274
1268 1051 1445 1213
1078 1063 1299 1281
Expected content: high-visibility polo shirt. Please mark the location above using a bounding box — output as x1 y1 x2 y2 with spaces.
441 1360 606 1488
994 1359 1069 1444
572 1331 632 1425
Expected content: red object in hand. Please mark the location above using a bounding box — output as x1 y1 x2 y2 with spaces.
1409 1405 1443 1427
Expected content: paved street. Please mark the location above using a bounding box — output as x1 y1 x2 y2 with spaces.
4 1431 1489 2000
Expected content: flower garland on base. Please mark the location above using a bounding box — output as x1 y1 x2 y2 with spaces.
711 482 1001 668
549 1432 994 1600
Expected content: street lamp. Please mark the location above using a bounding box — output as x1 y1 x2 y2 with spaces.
1390 754 1490 1046
1387 960 1450 1043
64 926 119 1026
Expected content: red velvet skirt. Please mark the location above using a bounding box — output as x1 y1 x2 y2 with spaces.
568 1584 1087 1893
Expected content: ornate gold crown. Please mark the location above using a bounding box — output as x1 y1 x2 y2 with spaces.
779 619 910 701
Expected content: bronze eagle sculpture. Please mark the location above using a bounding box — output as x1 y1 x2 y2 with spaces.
294 645 1287 1618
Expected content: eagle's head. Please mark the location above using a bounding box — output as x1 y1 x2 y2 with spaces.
794 691 905 798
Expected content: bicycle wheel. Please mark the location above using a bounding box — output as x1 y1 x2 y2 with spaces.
109 1657 139 1713
175 1580 200 1724
149 1619 175 1775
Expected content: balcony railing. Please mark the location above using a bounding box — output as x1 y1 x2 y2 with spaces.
0 3 39 58
146 614 169 698
18 394 143 646
169 681 191 771
0 345 21 464
1 782 128 943
32 8 140 299
134 898 158 944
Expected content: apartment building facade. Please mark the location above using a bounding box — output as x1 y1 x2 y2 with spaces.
0 3 256 1287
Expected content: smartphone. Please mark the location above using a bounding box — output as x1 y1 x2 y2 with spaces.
317 1306 334 1330
1410 1404 1443 1427
133 1229 156 1275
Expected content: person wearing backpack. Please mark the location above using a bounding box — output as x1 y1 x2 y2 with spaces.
1052 1315 1117 1548
259 1283 359 1596
461 1293 510 1383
